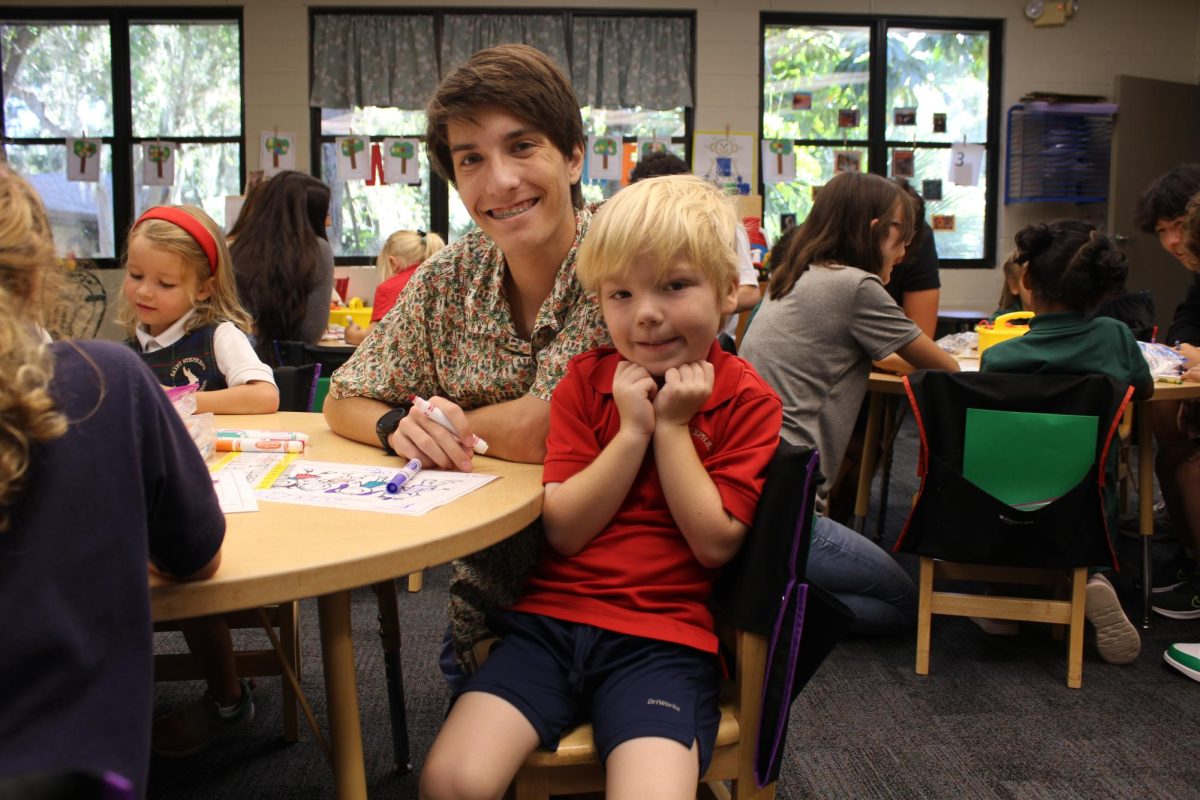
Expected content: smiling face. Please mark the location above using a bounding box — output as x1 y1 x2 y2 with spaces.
123 234 210 336
599 259 737 377
1156 216 1187 264
448 106 583 269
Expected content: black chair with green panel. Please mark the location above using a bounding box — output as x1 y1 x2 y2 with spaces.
893 370 1135 688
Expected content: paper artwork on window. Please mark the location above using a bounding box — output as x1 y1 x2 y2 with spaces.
761 140 796 183
893 107 917 126
587 136 623 181
693 131 754 194
66 137 101 183
383 138 422 185
142 142 175 186
891 149 915 178
949 143 985 186
260 132 295 177
336 136 370 181
837 109 860 128
834 150 862 174
932 214 956 232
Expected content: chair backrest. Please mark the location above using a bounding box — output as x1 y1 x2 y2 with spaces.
712 441 853 787
272 340 312 368
895 370 1134 569
272 363 321 412
44 270 107 339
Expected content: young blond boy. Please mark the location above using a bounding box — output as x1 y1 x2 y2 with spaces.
419 175 783 800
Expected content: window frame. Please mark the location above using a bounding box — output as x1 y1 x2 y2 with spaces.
0 6 246 268
759 12 1003 269
308 6 695 266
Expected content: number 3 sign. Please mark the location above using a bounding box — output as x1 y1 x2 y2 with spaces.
949 143 984 187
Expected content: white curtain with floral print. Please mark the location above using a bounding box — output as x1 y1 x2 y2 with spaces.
571 16 693 109
309 14 437 108
439 14 569 77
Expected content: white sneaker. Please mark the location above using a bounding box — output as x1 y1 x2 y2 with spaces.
1085 573 1140 665
1163 642 1200 683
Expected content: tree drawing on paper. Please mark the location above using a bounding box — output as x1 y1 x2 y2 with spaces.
341 137 365 170
265 136 290 168
389 140 415 174
592 137 618 170
73 140 97 174
147 143 171 178
641 140 668 157
768 140 793 173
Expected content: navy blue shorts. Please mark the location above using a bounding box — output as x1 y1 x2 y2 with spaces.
463 612 721 774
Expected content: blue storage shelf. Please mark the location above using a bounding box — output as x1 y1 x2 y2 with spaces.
1005 103 1116 204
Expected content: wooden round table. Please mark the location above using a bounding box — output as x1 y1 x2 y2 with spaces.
151 412 544 798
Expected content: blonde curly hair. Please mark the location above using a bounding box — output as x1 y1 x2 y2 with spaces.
0 163 68 532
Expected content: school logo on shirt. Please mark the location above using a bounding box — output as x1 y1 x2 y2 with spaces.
171 356 208 389
690 426 713 454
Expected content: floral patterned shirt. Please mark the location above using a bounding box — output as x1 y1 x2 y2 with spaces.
329 207 610 663
329 208 608 408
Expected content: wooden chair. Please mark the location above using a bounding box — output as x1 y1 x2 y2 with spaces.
895 371 1134 689
513 624 770 800
513 444 840 800
153 606 304 741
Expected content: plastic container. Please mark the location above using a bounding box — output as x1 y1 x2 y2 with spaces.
329 296 372 329
976 311 1034 354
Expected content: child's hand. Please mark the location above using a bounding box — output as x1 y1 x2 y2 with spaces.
612 360 657 437
653 361 714 427
1179 342 1199 370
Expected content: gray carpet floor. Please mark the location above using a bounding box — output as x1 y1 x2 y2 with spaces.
148 419 1200 799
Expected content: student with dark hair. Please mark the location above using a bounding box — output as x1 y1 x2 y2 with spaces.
981 219 1151 665
884 178 940 339
628 150 689 183
325 44 610 674
1128 166 1200 609
231 170 334 363
1148 191 1200 642
741 171 957 633
1134 163 1200 347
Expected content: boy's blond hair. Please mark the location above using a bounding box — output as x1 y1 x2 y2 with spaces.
577 174 739 300
117 205 253 337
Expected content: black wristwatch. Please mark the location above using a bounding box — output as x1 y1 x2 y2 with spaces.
375 405 411 456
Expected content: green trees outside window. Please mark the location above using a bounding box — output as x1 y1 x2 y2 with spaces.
761 15 1000 266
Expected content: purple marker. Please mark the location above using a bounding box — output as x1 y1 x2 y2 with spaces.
386 458 422 493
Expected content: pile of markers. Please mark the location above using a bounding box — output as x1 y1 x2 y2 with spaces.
215 429 309 453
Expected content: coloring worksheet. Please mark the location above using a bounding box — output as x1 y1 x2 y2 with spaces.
254 460 497 516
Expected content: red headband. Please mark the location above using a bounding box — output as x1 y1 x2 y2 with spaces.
134 206 218 276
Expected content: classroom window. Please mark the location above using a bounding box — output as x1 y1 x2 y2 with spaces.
761 14 1001 267
310 9 694 263
0 11 244 265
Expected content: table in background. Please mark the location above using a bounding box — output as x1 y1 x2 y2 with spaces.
858 370 1200 628
151 412 544 799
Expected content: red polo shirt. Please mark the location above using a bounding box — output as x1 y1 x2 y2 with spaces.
514 342 782 653
370 265 419 322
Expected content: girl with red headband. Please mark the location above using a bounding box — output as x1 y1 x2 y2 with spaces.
120 205 279 414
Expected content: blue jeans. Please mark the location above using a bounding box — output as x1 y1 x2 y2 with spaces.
805 516 917 634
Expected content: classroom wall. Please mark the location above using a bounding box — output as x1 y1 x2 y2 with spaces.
9 0 1200 317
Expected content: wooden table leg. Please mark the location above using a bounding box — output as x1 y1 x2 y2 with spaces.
853 391 884 533
1137 401 1154 629
318 591 368 799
